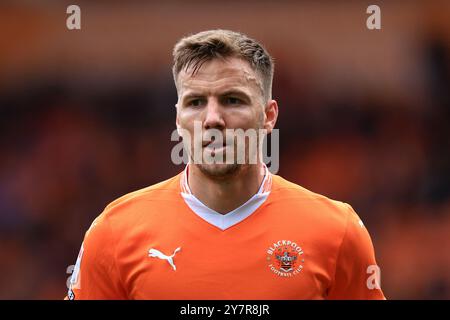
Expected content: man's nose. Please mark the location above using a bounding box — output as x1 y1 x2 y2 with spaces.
203 99 225 130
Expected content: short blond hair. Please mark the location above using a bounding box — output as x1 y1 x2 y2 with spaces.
172 29 274 101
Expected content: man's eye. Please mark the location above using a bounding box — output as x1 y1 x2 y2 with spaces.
188 99 204 107
225 97 242 105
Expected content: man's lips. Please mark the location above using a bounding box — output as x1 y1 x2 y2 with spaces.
202 140 227 148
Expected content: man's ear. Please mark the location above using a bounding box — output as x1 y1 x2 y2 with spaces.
264 100 279 134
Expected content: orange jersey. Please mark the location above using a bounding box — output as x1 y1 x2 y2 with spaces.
67 171 385 300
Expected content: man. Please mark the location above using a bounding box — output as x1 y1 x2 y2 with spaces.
67 30 385 299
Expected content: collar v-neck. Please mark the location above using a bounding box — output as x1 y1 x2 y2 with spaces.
180 164 272 231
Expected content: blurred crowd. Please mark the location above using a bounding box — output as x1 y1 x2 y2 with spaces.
0 1 449 299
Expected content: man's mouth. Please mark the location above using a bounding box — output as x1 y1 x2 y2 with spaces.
202 140 227 149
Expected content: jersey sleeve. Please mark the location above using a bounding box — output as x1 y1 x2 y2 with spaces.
327 204 386 300
66 214 127 300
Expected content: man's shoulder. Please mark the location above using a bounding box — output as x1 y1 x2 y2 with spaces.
271 174 349 206
105 173 182 211
270 174 354 225
93 173 183 226
79 173 184 251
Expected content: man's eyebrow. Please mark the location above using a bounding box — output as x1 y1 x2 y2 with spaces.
181 92 206 102
181 89 251 100
219 89 251 100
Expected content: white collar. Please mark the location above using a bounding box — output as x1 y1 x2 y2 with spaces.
180 164 272 231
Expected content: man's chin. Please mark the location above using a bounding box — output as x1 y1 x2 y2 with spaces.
196 162 241 180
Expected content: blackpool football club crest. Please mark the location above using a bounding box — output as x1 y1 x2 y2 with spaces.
266 240 304 277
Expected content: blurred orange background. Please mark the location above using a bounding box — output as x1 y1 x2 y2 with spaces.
0 0 449 299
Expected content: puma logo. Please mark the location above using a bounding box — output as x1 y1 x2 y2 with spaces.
148 247 181 271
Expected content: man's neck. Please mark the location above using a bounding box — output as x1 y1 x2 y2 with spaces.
187 163 266 214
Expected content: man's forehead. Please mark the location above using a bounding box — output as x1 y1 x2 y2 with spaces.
177 58 263 94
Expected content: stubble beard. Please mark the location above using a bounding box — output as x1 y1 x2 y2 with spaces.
196 161 241 180
192 131 262 181
188 113 265 180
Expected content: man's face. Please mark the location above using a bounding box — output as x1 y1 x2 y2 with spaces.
176 57 277 179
